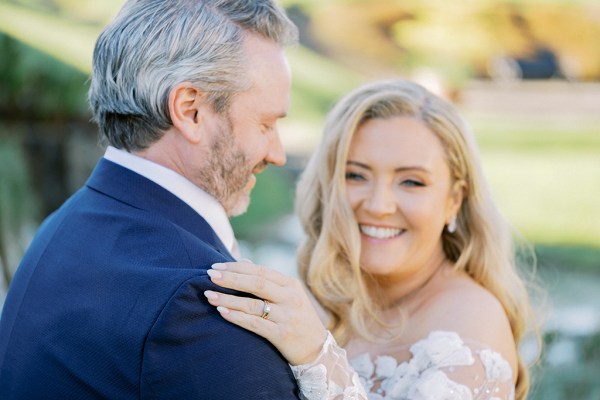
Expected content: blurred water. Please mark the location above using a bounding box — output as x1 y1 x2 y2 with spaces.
540 267 600 335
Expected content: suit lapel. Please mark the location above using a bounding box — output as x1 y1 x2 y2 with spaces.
86 158 234 259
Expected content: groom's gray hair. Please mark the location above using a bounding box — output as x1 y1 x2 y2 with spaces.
88 0 298 151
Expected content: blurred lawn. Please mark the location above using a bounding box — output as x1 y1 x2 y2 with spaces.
478 113 600 271
473 114 600 271
472 116 600 249
483 151 599 246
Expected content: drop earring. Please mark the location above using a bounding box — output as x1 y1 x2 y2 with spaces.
447 215 457 233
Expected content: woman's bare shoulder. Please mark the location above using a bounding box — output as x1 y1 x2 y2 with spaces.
412 271 518 372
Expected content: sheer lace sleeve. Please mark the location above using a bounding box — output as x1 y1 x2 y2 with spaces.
289 331 368 400
438 343 515 400
290 330 514 400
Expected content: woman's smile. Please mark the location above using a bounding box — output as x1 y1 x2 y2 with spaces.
359 224 405 240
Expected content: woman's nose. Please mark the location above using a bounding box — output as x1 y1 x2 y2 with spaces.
363 183 396 216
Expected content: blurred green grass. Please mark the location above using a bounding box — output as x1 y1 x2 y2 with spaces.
471 116 600 252
472 120 600 152
483 151 599 245
474 116 600 272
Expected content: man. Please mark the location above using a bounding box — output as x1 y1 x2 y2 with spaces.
0 0 300 398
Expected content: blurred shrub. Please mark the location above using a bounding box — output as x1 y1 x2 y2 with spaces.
0 137 37 286
0 32 90 121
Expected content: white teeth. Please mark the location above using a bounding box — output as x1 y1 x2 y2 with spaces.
359 225 403 239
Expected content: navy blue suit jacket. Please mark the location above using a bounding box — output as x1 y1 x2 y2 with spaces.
0 159 299 399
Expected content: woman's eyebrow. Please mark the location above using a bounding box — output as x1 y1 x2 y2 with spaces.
346 160 431 174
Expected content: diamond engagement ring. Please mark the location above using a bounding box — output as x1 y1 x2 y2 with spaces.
260 300 271 320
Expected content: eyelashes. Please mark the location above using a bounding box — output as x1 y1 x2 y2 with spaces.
345 172 364 181
402 179 425 187
345 172 426 188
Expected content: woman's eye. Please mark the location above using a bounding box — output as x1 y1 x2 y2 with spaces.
345 172 365 181
401 179 425 187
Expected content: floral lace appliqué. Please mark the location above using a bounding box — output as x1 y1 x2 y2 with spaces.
291 330 515 400
352 331 514 400
290 332 367 400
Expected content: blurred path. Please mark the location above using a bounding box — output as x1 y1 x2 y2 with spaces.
459 80 600 119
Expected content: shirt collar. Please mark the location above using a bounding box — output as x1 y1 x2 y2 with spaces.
103 146 237 256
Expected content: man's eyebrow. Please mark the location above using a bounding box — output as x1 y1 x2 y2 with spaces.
263 111 287 122
346 160 431 173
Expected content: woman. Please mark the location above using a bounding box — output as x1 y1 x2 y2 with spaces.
203 80 536 399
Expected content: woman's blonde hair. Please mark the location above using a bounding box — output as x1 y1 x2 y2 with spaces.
296 79 535 399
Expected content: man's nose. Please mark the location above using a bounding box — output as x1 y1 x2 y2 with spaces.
266 129 286 166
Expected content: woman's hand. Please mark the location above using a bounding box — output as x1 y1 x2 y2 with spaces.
203 261 328 366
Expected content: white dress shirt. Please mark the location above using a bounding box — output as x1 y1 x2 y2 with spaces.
104 146 240 259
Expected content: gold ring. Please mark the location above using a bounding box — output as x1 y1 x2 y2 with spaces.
260 300 271 319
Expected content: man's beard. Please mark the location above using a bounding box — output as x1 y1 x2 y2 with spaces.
196 116 260 217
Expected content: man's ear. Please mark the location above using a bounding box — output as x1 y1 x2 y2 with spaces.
168 82 205 144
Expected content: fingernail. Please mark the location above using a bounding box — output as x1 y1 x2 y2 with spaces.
217 306 230 315
203 290 218 300
212 263 227 270
207 270 222 279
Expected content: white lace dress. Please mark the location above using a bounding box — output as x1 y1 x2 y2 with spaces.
290 330 514 400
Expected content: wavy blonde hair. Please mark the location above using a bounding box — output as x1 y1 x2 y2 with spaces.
296 79 535 399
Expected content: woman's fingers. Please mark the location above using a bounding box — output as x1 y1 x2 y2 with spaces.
204 290 268 320
213 304 277 343
204 290 280 344
212 261 289 286
207 268 285 301
204 261 330 365
204 283 329 365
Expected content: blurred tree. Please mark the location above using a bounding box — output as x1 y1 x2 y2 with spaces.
4 0 123 25
299 0 600 83
0 139 36 287
0 30 96 228
0 1 99 72
309 0 414 77
0 33 89 120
